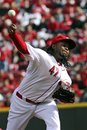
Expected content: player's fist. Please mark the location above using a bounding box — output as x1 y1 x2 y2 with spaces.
8 24 17 34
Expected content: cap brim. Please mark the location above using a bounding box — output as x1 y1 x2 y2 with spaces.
61 39 76 50
46 38 76 50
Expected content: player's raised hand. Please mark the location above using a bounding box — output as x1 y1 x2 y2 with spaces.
8 24 17 34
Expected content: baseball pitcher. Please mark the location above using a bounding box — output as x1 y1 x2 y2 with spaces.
6 24 76 130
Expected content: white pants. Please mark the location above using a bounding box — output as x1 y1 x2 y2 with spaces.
6 91 61 130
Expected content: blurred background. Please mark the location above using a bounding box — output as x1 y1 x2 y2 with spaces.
0 0 87 130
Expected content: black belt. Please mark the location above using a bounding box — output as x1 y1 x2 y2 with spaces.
16 92 41 105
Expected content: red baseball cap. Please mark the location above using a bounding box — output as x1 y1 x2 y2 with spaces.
47 34 76 50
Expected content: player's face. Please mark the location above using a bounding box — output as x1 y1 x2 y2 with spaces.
59 42 70 58
52 41 71 60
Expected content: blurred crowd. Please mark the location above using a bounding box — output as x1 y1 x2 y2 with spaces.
0 0 87 107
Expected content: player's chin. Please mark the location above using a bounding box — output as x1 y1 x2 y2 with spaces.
61 52 70 59
60 54 68 60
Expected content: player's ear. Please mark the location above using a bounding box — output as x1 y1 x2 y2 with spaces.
52 44 56 50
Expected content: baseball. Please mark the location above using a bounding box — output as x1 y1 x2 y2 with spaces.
8 9 16 17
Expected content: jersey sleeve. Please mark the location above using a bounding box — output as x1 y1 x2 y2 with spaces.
9 32 40 62
60 68 72 86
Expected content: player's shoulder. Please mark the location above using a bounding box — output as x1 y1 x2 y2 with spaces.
36 48 50 59
26 42 44 51
35 47 47 54
26 42 49 56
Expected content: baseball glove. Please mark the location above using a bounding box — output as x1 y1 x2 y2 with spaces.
52 87 75 103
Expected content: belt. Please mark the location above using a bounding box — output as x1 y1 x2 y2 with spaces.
16 92 41 105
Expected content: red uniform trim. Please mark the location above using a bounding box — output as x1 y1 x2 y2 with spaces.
9 32 29 54
16 92 41 105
